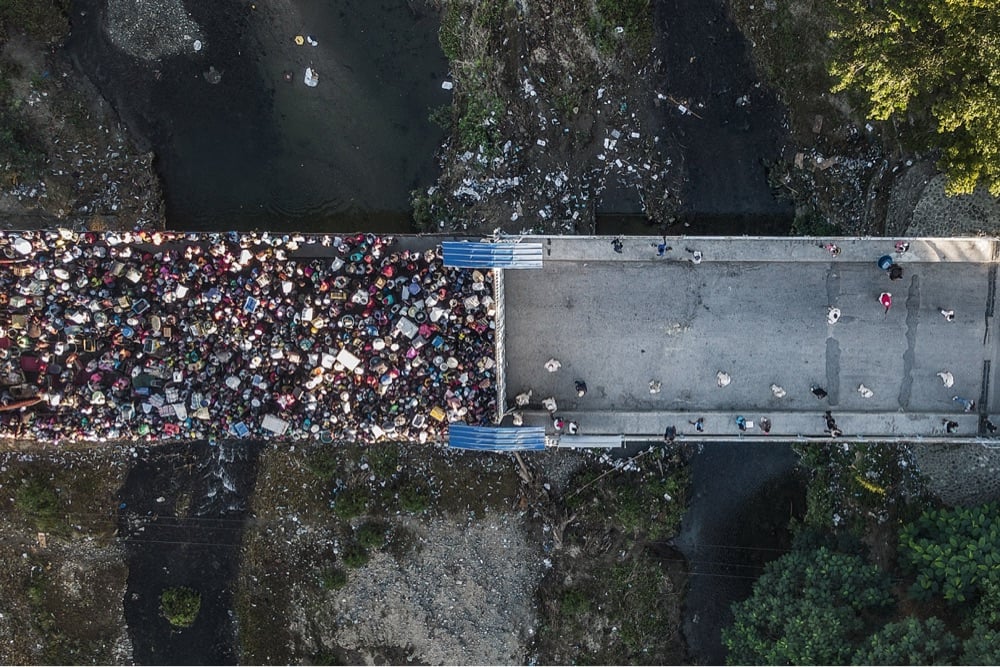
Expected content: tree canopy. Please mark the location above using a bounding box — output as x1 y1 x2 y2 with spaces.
829 0 1000 196
722 547 893 665
852 617 960 665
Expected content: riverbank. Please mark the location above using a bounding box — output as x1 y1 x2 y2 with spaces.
0 7 164 232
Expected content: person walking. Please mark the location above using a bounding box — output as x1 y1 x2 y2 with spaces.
575 380 588 397
612 237 624 254
736 415 747 432
940 309 955 322
759 417 772 434
811 385 828 399
544 358 562 372
943 419 959 434
824 411 842 437
953 395 975 412
688 417 705 432
880 292 892 315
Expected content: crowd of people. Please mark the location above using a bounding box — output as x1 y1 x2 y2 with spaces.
0 230 498 444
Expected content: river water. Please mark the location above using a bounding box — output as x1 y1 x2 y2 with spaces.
117 441 263 664
66 0 450 232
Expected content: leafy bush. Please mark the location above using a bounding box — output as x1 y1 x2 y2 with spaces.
399 482 431 514
160 587 201 628
853 617 960 665
899 502 1000 603
356 521 387 550
829 0 1000 196
304 448 339 481
341 541 370 569
16 477 60 532
320 567 347 590
332 488 367 520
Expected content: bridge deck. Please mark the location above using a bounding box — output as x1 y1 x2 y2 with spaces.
501 236 1000 440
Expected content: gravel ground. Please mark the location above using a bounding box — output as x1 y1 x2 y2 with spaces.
298 513 542 665
910 443 1000 507
904 174 1000 237
105 0 205 61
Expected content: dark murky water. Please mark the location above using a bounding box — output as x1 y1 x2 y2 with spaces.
66 0 450 232
117 441 263 664
675 443 806 664
652 0 794 234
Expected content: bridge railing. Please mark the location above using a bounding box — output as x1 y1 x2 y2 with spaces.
493 268 507 423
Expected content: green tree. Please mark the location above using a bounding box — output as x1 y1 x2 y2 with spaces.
829 0 1000 196
853 617 960 665
160 587 201 628
722 547 894 665
961 578 1000 664
898 502 1000 603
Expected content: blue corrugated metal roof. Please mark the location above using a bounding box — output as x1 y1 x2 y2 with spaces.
447 424 546 450
441 241 543 269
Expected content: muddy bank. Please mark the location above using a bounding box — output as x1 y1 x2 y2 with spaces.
0 28 163 231
117 441 263 664
66 0 450 232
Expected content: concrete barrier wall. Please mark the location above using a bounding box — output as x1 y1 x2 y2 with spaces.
492 268 507 424
525 235 999 264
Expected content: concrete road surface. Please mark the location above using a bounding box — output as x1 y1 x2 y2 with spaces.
500 236 1000 441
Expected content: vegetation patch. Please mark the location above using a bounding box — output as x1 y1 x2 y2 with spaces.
828 0 1000 196
722 446 1000 665
160 587 201 629
590 0 653 56
532 448 689 664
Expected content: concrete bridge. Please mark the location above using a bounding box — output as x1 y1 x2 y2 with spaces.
495 236 1000 444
